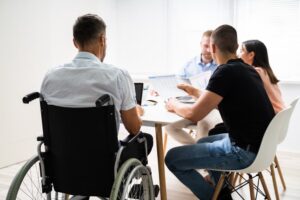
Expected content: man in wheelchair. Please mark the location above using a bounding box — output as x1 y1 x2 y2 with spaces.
6 14 158 200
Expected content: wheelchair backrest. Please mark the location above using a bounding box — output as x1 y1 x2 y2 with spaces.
40 100 119 197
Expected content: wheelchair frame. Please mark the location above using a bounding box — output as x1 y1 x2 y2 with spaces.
6 92 156 200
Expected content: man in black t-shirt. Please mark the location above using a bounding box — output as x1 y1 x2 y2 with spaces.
165 25 275 200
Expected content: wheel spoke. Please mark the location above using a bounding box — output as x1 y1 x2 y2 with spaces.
112 159 153 200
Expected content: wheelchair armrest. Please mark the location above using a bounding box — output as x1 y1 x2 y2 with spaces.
95 94 111 107
37 136 44 142
120 132 143 146
23 92 41 104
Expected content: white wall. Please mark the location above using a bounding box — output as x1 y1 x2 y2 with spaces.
0 0 117 168
166 0 234 73
235 0 300 81
114 0 235 76
278 82 300 153
114 0 168 75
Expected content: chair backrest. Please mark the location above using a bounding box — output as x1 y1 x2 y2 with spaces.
290 97 299 108
40 100 119 197
278 97 299 144
244 106 294 173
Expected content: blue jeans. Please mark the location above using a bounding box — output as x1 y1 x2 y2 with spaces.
165 133 256 200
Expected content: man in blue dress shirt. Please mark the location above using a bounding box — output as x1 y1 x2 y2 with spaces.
178 30 217 79
165 30 221 145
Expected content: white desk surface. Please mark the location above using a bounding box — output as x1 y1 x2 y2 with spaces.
141 102 182 126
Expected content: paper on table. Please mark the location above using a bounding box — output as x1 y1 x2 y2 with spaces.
148 71 212 101
148 75 188 100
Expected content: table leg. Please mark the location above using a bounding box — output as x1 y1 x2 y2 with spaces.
155 124 167 200
163 131 168 155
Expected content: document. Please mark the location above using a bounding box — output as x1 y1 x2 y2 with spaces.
148 75 188 100
189 71 212 90
148 71 212 102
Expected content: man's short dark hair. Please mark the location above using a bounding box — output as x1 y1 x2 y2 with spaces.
211 25 238 54
73 14 106 48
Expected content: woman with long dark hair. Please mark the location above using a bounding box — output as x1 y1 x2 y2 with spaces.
239 39 285 113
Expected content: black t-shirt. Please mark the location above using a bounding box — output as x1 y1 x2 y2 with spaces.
206 59 275 149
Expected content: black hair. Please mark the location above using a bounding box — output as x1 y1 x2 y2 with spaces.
211 24 238 54
73 14 106 48
243 40 279 84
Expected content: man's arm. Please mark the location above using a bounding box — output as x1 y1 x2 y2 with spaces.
121 106 143 135
166 90 222 122
177 83 201 99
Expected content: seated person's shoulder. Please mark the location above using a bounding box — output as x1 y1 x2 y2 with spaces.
104 64 130 76
254 67 264 74
100 62 120 72
43 63 72 81
98 63 131 79
184 56 198 66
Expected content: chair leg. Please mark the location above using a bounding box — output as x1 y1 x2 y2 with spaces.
228 172 235 186
212 174 226 200
259 172 271 200
64 194 69 200
271 163 280 200
248 174 255 200
274 155 287 191
232 172 239 187
163 131 168 155
228 172 233 185
238 172 244 184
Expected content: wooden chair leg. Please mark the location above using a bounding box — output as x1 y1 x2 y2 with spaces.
212 174 226 200
238 172 244 184
275 155 287 191
232 172 239 187
259 172 271 200
163 131 168 155
228 172 235 186
271 163 280 200
248 174 255 200
64 194 69 200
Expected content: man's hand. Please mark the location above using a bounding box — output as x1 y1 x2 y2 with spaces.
149 89 159 96
165 97 179 112
136 105 144 116
177 83 201 98
165 90 222 123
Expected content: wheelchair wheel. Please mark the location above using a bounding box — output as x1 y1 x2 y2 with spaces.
110 158 155 200
6 155 68 200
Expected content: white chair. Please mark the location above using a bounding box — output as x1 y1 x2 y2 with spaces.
211 106 295 200
271 97 299 199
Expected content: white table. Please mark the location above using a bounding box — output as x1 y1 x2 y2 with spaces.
141 103 182 200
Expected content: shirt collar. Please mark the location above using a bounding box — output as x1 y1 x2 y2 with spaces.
198 55 215 66
73 51 101 64
227 58 244 64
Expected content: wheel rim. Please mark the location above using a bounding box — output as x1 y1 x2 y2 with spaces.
6 156 69 200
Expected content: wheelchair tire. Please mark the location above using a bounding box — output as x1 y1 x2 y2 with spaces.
110 158 155 200
6 155 68 200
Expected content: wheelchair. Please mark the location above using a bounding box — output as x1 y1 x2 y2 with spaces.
6 92 158 200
